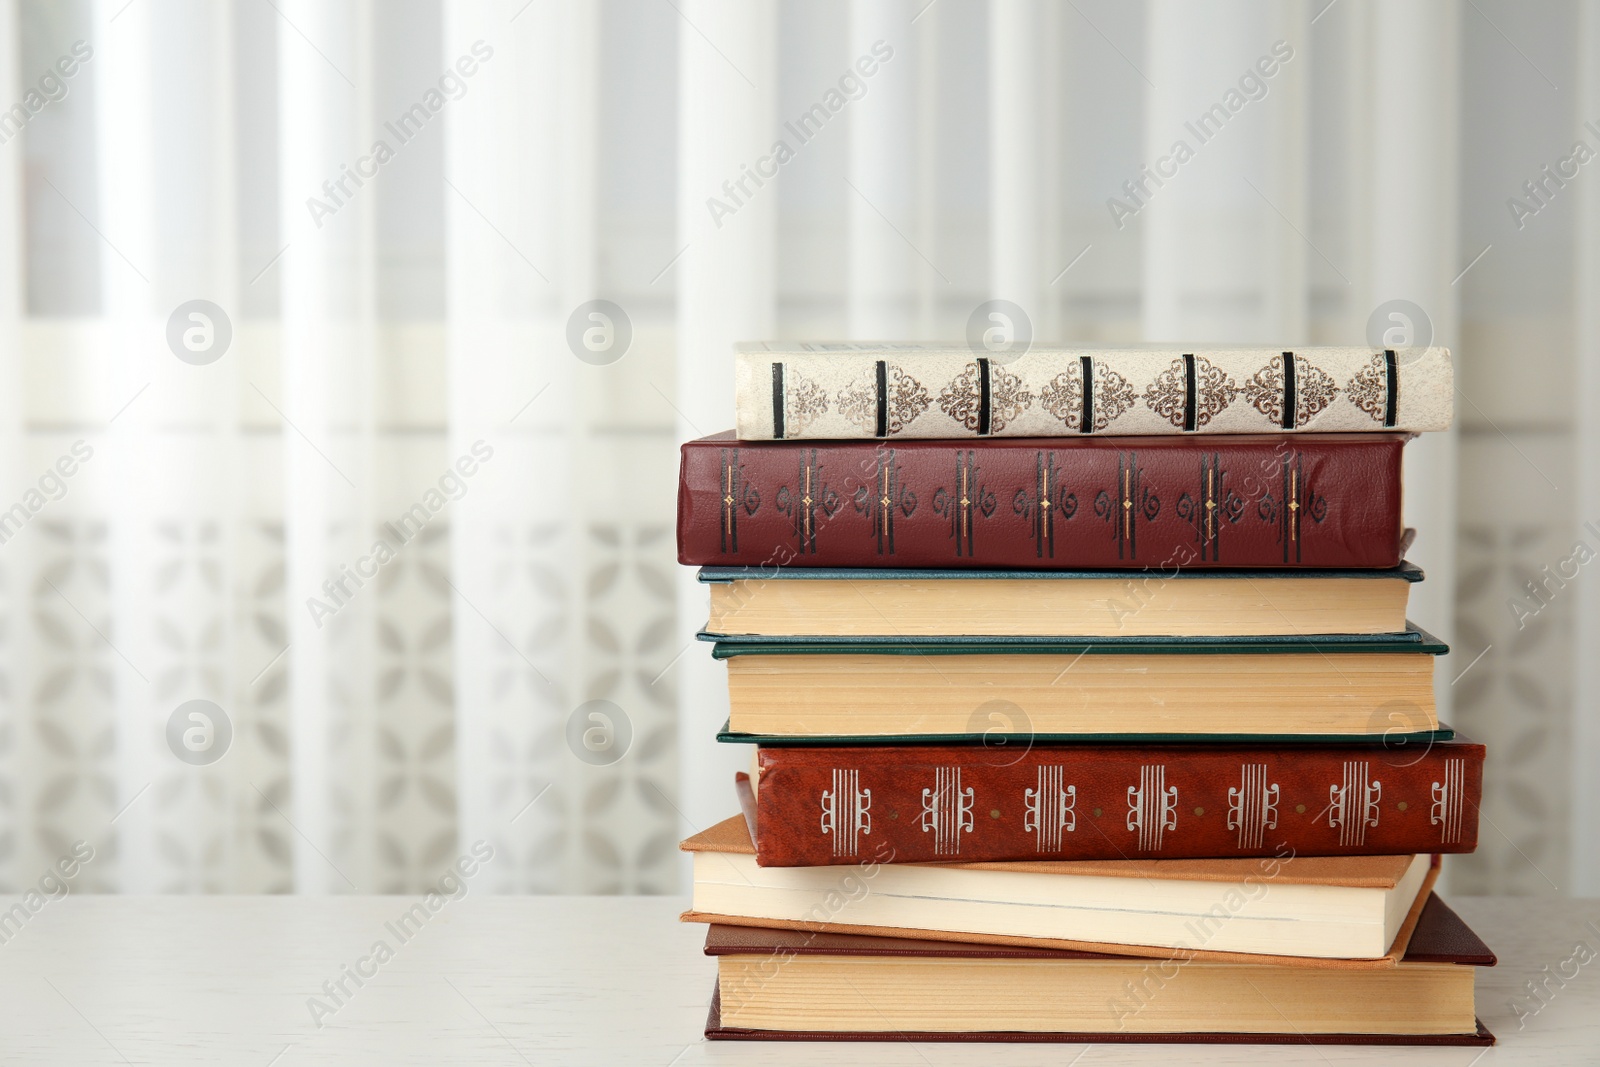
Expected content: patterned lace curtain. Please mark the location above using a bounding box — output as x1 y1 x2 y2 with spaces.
0 0 680 895
0 0 1590 898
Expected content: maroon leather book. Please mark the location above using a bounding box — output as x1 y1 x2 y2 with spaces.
678 431 1408 569
751 738 1483 866
702 894 1496 1045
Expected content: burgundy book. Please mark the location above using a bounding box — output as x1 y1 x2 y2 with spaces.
749 738 1483 866
678 431 1408 569
702 894 1496 1045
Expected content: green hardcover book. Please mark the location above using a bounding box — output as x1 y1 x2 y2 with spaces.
708 627 1448 741
700 562 1425 639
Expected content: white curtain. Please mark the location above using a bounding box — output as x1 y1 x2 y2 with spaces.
1576 0 1600 894
0 0 1584 897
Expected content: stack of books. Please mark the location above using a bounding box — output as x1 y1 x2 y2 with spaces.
674 342 1496 1046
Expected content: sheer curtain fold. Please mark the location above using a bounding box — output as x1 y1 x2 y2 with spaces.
674 0 776 836
445 0 579 892
94 0 245 893
96 0 160 894
447 0 673 894
0 0 23 892
847 0 917 338
1141 0 1311 342
989 0 1060 337
1572 0 1600 894
277 0 377 894
1365 0 1460 674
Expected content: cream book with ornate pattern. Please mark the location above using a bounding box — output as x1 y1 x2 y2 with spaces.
733 342 1453 439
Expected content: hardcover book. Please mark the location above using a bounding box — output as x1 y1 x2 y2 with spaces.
712 628 1447 739
700 561 1424 638
734 342 1453 440
681 805 1437 963
746 738 1483 866
679 432 1409 570
719 721 1456 746
703 894 1495 1044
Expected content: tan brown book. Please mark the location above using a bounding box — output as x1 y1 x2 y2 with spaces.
680 814 1438 966
703 894 1496 1042
702 563 1421 639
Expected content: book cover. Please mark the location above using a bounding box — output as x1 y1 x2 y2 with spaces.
679 432 1408 569
714 627 1446 741
689 805 1433 887
750 738 1484 865
681 808 1442 968
704 989 1495 1047
703 897 1495 1045
707 625 1448 655
702 893 1496 963
700 562 1422 639
717 720 1458 746
734 343 1452 439
698 560 1427 582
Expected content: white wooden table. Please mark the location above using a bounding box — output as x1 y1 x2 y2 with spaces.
0 895 1592 1065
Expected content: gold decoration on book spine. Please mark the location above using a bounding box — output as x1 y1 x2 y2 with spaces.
938 362 1035 434
783 371 830 436
1040 363 1136 431
836 372 880 435
1245 355 1340 426
1346 353 1389 422
1142 355 1238 429
986 364 1034 433
837 365 931 436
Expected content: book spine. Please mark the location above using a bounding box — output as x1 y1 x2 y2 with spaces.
755 743 1483 866
679 435 1405 569
735 347 1453 439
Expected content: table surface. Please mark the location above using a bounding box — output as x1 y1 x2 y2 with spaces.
0 894 1593 1065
